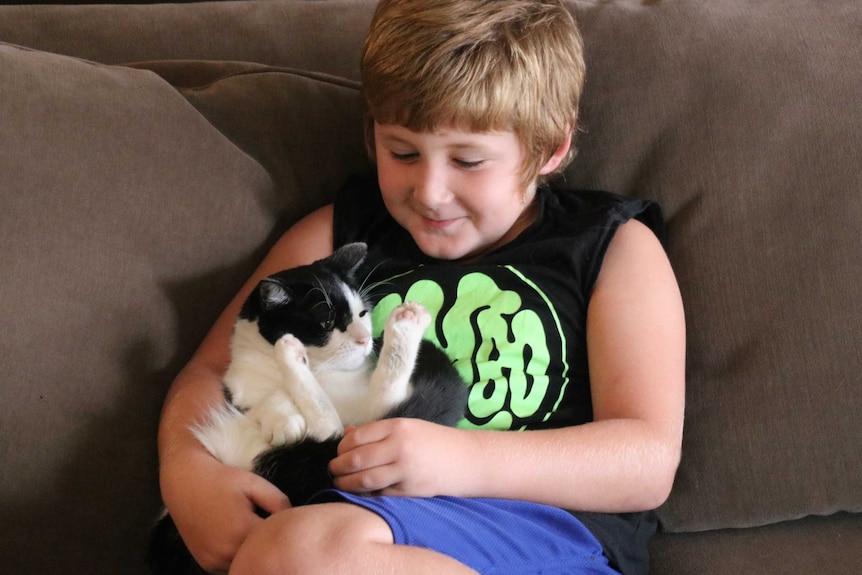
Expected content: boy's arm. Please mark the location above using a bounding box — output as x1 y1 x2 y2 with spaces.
157 205 335 572
331 219 686 512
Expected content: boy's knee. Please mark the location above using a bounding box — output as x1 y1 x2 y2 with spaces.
229 503 392 575
230 508 328 575
226 512 284 575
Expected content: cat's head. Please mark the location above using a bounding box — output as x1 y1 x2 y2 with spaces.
241 243 373 370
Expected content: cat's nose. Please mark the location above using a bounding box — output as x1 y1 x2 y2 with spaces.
348 323 372 348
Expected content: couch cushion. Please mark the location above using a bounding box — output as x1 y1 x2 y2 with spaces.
0 44 366 574
129 60 371 221
565 0 862 531
650 512 862 575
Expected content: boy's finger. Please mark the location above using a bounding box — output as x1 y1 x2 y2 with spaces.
338 419 399 454
245 476 292 513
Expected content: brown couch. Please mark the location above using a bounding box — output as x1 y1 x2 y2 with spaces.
1 1 860 573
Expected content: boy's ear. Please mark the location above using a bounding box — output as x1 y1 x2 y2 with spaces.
538 132 573 176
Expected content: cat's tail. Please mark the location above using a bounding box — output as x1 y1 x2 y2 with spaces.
253 438 341 507
147 406 269 575
192 403 270 470
146 511 207 575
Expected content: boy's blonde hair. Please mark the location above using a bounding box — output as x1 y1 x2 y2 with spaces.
361 0 585 184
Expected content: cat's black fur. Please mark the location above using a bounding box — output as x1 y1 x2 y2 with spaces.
147 243 468 575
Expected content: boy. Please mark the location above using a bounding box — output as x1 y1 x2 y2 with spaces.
157 1 685 573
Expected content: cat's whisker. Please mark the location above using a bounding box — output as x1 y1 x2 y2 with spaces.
310 274 333 307
360 279 396 300
358 261 389 296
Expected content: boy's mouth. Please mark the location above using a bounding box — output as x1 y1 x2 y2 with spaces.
420 213 464 230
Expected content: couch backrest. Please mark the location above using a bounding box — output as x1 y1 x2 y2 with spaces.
0 0 373 79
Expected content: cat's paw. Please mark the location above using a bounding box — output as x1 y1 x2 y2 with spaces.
251 402 307 446
387 301 431 336
381 301 432 362
274 333 309 369
304 412 344 441
261 411 307 446
371 302 433 410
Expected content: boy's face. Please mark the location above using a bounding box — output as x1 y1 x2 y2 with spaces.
374 123 537 261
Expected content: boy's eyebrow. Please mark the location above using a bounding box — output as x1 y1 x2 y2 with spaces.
376 128 419 148
378 133 413 146
379 132 496 154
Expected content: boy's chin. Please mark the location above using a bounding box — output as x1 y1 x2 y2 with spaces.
414 236 493 262
408 220 510 261
413 236 474 261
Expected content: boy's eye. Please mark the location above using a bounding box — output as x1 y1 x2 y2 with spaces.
390 151 418 163
454 158 485 169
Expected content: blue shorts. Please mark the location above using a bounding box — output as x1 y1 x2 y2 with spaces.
310 490 618 575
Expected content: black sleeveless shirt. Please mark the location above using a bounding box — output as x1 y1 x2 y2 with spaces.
333 178 664 575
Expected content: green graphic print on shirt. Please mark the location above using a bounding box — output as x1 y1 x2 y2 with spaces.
371 266 570 431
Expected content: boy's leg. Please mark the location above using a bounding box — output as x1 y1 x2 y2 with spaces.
314 493 620 575
228 501 478 575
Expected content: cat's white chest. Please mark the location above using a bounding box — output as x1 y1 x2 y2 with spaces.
315 366 376 426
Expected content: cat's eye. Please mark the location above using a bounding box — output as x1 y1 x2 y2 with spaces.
320 309 335 330
359 309 369 318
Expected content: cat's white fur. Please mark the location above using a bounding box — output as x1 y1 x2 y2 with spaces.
194 290 431 471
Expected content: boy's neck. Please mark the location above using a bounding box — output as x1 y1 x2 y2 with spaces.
454 194 540 264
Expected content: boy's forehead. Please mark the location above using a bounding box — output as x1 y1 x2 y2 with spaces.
372 98 516 134
375 122 520 146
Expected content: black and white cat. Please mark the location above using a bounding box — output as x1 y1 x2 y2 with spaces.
147 243 467 575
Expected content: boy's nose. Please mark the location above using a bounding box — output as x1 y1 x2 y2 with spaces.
412 163 452 207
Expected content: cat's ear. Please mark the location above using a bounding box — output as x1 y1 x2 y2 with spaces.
329 242 367 279
258 278 291 310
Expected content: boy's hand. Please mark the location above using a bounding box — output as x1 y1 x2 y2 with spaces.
161 451 291 573
329 418 475 497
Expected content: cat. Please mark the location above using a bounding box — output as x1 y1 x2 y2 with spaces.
147 242 468 575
